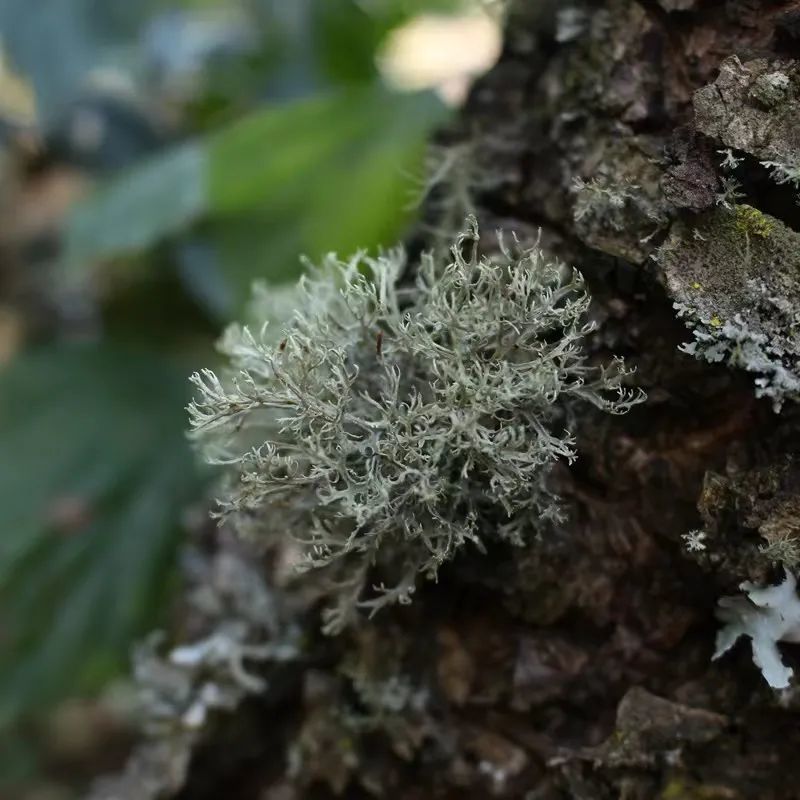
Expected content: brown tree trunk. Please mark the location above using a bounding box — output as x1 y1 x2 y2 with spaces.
99 3 800 798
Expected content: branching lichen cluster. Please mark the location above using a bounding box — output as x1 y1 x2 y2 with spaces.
189 218 643 632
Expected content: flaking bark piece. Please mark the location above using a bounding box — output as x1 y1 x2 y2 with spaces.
693 56 800 160
589 687 728 768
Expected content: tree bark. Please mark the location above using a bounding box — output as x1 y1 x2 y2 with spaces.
98 3 800 798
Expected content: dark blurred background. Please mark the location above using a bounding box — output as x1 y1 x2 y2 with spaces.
0 1 498 796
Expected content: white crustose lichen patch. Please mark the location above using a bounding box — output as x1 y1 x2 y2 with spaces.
715 570 800 689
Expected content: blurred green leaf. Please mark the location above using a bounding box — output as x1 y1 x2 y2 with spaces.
310 0 390 85
66 143 206 277
302 96 433 256
64 86 447 315
206 90 372 213
0 343 203 726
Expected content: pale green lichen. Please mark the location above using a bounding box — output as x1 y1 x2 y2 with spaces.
87 547 300 800
570 144 671 263
189 218 644 632
571 175 639 231
659 207 800 411
714 177 744 211
674 303 800 412
682 529 707 553
133 549 299 733
761 154 800 191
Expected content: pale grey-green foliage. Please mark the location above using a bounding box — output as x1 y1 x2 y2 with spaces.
189 218 644 632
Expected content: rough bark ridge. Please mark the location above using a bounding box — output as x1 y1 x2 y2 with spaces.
93 2 800 798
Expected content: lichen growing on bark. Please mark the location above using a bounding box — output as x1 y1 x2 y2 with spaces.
87 544 300 800
659 206 800 410
189 218 643 633
715 570 800 689
88 7 800 800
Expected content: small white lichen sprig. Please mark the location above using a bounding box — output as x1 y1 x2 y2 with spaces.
571 176 639 231
715 570 800 689
188 217 645 633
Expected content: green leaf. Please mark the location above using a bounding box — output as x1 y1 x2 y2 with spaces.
0 343 203 726
206 87 445 308
65 143 207 280
63 85 447 315
206 90 374 213
309 0 390 85
302 92 437 256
